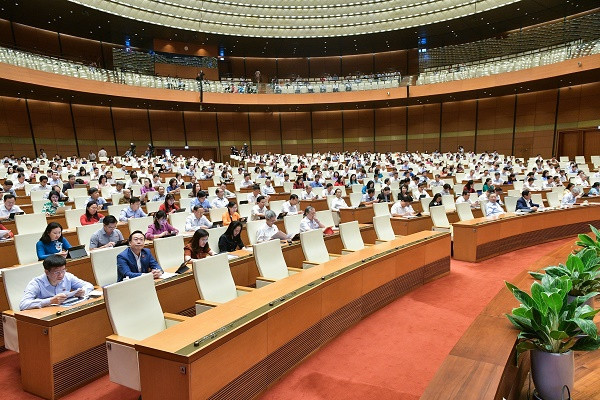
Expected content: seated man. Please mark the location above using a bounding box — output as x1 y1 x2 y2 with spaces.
151 185 166 202
300 185 318 200
88 187 108 209
456 191 477 209
256 210 293 243
191 190 211 209
362 188 377 205
299 206 325 232
246 184 261 204
89 215 124 250
561 186 581 206
118 189 132 204
0 194 24 218
251 196 268 220
116 230 163 281
185 205 213 231
19 254 93 310
119 196 147 221
281 194 300 215
485 193 505 216
516 189 539 212
1 180 17 197
210 188 229 209
390 198 415 217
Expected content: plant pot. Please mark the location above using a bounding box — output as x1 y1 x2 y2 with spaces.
531 350 574 400
567 294 595 308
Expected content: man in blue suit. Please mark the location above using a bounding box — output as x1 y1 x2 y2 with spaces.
117 230 163 281
516 189 539 212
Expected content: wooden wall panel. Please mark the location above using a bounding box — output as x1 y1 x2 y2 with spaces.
277 58 309 79
578 82 600 124
111 107 151 155
342 54 374 76
280 112 311 155
245 58 277 83
312 111 343 152
407 104 440 153
343 109 374 153
27 100 76 157
249 112 281 154
149 110 185 147
184 111 220 156
514 90 556 159
0 96 34 156
71 104 114 157
375 107 406 152
475 96 513 155
374 50 408 75
227 58 246 79
309 57 341 79
12 23 60 56
440 100 477 153
59 34 103 65
217 112 250 157
0 19 13 46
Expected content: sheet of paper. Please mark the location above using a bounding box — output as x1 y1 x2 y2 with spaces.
160 271 177 279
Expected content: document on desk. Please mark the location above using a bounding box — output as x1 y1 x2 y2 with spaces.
227 254 239 260
0 230 11 239
243 247 253 252
160 272 178 279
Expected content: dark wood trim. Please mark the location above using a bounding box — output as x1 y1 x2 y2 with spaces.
24 99 37 156
474 99 479 153
552 88 561 157
511 93 518 156
108 106 118 155
68 101 80 157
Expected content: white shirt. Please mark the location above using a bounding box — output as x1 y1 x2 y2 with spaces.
256 223 279 243
211 196 229 209
251 205 267 220
299 217 321 232
486 201 504 216
185 214 213 231
390 202 414 216
241 180 254 188
456 196 475 207
0 203 23 218
261 185 275 195
301 190 317 200
330 197 348 211
281 201 298 215
561 192 577 205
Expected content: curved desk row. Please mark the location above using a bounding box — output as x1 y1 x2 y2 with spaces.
133 231 452 400
452 204 600 262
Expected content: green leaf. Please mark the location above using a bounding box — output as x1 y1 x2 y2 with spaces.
506 282 535 308
577 234 596 247
590 224 600 240
530 282 547 314
529 271 545 281
571 336 600 351
549 330 569 340
571 318 599 339
543 292 563 314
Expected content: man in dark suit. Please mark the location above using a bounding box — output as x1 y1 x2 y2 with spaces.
516 189 539 212
116 230 163 281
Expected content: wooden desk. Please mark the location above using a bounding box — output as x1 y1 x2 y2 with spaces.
339 206 374 224
134 231 452 400
452 205 600 262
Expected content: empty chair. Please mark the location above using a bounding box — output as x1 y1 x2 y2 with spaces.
507 189 520 198
339 221 371 254
430 204 452 234
179 197 192 211
531 193 544 207
154 235 184 269
193 254 254 313
14 232 42 265
67 187 88 201
90 246 123 287
168 212 188 233
300 229 340 268
268 200 285 216
15 214 47 235
349 192 363 208
373 215 401 242
145 200 161 214
373 202 391 217
65 208 85 229
504 196 518 212
1 262 44 351
283 213 303 236
29 189 50 201
245 220 264 246
237 203 253 220
546 192 560 208
74 196 90 209
207 225 228 254
111 193 124 205
108 203 129 217
104 274 188 391
128 216 153 235
209 207 227 223
420 197 431 214
76 223 101 251
32 199 46 214
441 195 456 212
315 210 336 229
456 202 475 221
253 239 302 287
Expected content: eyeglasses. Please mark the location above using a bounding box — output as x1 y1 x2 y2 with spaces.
49 268 67 276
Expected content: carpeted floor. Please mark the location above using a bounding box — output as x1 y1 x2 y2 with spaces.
0 238 572 400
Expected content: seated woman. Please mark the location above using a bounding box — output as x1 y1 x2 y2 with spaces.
482 178 493 193
159 193 180 214
218 221 245 253
293 177 305 189
146 210 179 240
222 201 242 226
184 229 215 261
140 178 155 202
36 222 72 260
80 201 104 225
0 222 13 240
463 180 476 193
19 255 93 310
429 193 443 208
41 190 65 216
166 178 180 194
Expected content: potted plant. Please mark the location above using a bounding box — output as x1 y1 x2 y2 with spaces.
529 248 600 306
575 225 600 256
506 275 600 400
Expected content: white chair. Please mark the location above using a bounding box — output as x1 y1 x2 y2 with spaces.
339 221 371 254
74 196 90 209
15 214 47 234
90 246 123 287
479 199 489 216
179 188 192 198
32 199 46 214
420 197 431 214
108 203 129 217
154 235 184 270
283 213 303 236
504 196 518 212
207 226 228 254
128 216 153 235
65 208 85 229
1 262 44 351
111 193 124 205
546 192 560 208
67 188 88 202
145 200 161 214
441 195 456 212
268 200 285 216
373 202 391 216
76 223 101 251
430 205 452 234
349 192 363 208
456 202 475 221
168 212 188 233
14 233 41 265
245 220 263 245
238 203 254 219
193 254 254 313
300 229 340 268
315 210 336 229
104 274 188 391
209 207 227 223
253 239 301 287
29 189 50 201
531 193 544 207
179 197 192 211
373 215 400 242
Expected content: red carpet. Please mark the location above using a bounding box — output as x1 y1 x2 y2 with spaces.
0 238 572 399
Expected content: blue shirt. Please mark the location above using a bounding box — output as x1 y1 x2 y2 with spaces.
119 206 147 222
191 198 211 209
310 181 323 188
36 237 72 260
19 272 93 310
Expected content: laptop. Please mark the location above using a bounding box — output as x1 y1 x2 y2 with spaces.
174 208 186 213
175 262 190 274
66 244 88 259
277 212 288 220
7 211 24 220
113 239 129 247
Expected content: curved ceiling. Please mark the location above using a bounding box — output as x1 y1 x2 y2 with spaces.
68 0 518 38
